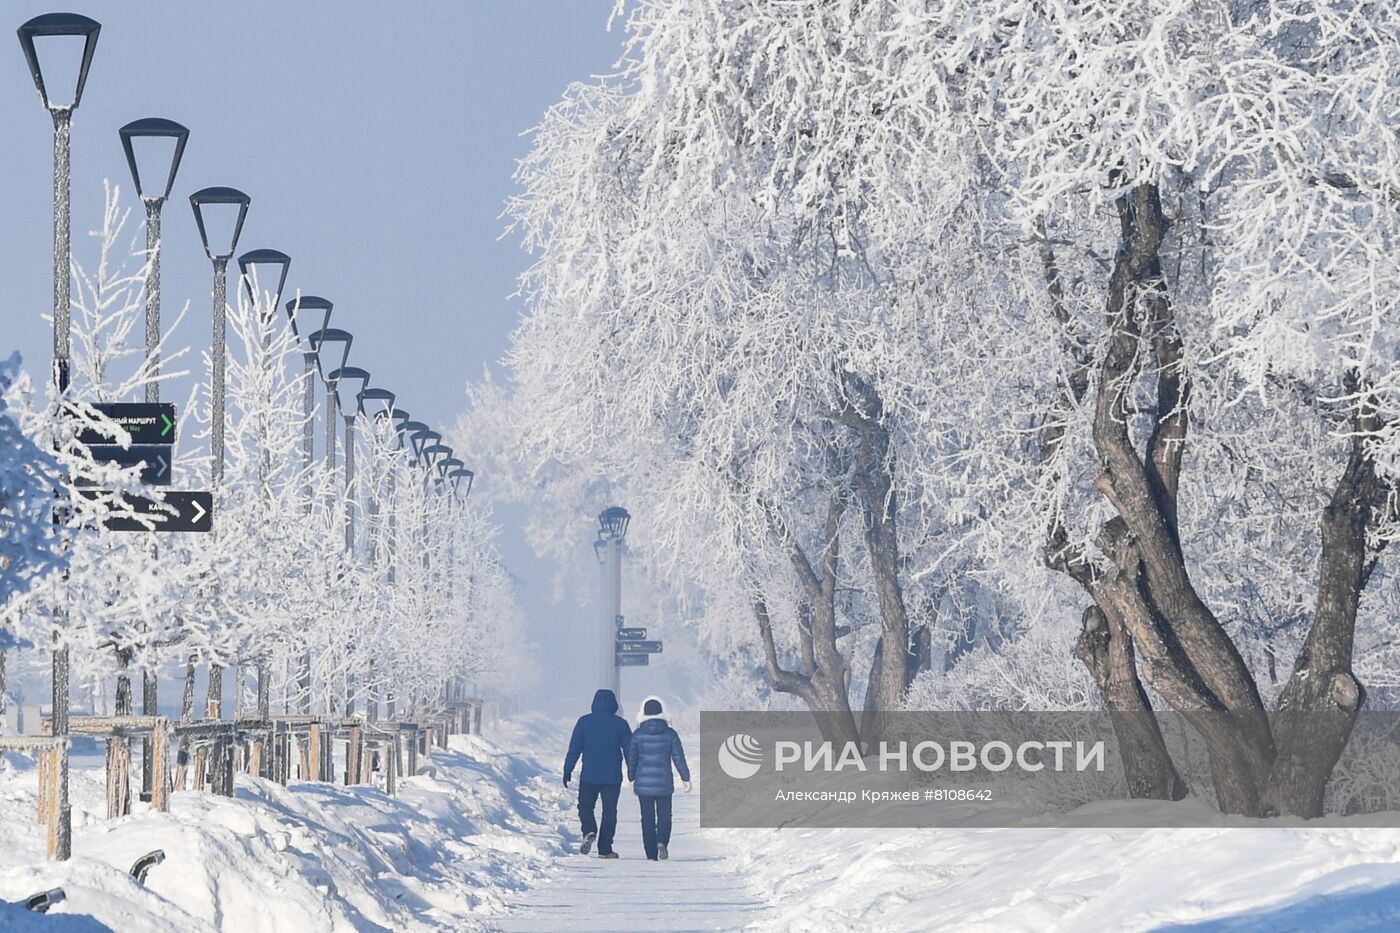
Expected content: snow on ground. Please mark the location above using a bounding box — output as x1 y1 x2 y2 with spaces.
0 717 568 931
11 716 1400 931
723 809 1400 931
497 785 765 932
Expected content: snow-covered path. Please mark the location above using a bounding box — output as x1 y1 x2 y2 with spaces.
495 783 765 932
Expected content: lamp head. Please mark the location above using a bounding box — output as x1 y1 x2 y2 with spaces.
237 248 292 315
189 186 251 261
306 328 353 385
17 13 100 111
599 506 631 541
118 117 188 203
285 295 332 344
326 365 371 414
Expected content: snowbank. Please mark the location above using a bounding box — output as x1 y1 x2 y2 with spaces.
0 719 568 931
725 808 1400 931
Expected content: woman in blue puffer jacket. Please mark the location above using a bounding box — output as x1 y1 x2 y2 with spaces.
625 695 691 861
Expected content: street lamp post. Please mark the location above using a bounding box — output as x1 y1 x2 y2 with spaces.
306 329 350 716
189 187 250 489
598 507 631 697
118 115 188 803
328 367 371 551
284 298 332 715
236 249 291 729
383 409 412 721
359 388 396 723
189 187 249 737
307 329 352 482
327 366 369 719
18 11 101 862
119 118 189 405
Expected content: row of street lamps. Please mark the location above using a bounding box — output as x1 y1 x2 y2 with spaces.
18 11 473 857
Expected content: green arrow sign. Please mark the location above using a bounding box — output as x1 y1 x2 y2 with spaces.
75 403 177 446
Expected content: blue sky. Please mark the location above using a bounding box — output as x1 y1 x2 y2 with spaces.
1 1 629 706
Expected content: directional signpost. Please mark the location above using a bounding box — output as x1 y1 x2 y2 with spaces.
86 491 213 533
66 401 214 532
85 446 173 485
76 402 176 445
616 618 662 669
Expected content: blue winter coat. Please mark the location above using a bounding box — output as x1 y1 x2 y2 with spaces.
564 689 632 785
626 718 690 797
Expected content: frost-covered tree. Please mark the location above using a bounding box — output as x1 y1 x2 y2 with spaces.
506 0 1400 814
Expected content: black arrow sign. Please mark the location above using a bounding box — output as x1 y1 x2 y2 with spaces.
89 490 213 533
617 627 647 641
616 640 663 654
616 654 649 667
87 445 173 485
75 403 176 446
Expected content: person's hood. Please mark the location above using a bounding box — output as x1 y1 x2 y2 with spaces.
637 717 669 734
591 689 619 715
637 694 666 724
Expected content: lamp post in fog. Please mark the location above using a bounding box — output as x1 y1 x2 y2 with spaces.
597 507 630 697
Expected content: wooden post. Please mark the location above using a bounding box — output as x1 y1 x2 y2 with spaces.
105 736 131 819
193 746 208 792
385 737 397 796
152 722 170 813
346 723 362 785
37 750 51 825
308 723 322 782
44 747 62 860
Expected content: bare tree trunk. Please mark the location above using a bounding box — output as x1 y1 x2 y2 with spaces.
206 663 223 719
752 488 863 748
836 372 914 741
1075 604 1187 799
114 647 133 716
1264 393 1388 816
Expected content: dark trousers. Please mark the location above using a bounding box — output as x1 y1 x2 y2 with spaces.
638 794 673 860
577 782 621 854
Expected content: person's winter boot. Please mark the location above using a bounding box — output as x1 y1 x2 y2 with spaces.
659 844 668 860
599 851 620 859
580 832 596 855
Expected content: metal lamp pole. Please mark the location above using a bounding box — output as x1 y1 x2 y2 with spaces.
308 329 352 487
359 389 396 723
190 186 250 727
18 11 101 862
598 507 630 697
285 298 332 714
236 249 291 725
328 366 369 718
118 115 188 802
306 329 351 714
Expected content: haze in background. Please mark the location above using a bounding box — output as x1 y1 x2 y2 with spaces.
0 1 627 712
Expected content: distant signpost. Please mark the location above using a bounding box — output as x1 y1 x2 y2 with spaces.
616 654 649 667
617 627 647 640
616 640 663 654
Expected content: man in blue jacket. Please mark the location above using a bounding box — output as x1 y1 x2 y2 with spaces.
563 688 632 858
626 695 691 861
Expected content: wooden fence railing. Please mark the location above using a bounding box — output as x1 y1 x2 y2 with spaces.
11 692 486 861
